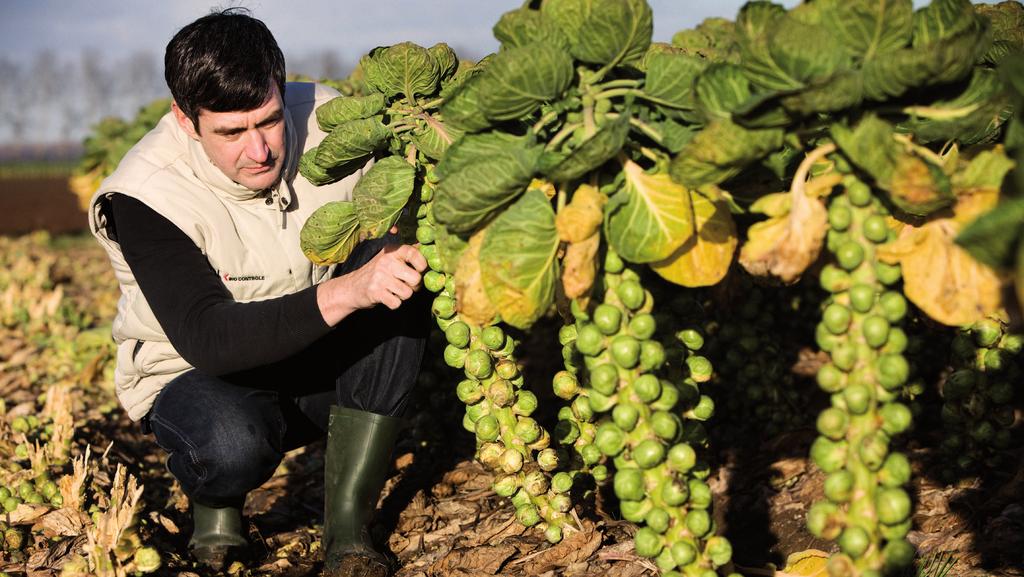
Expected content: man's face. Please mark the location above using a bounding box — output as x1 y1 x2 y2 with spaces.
172 84 286 191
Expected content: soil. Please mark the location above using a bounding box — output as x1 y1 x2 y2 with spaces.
1 238 1022 577
0 177 89 235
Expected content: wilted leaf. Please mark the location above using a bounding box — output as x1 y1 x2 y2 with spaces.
878 190 1003 326
783 549 830 577
300 201 362 265
360 42 441 99
433 134 543 234
480 190 560 329
476 43 574 121
557 184 607 242
544 112 630 182
606 161 695 263
739 168 829 283
650 188 737 286
563 232 601 300
352 156 416 238
315 117 390 170
455 231 499 326
976 1 1024 65
315 93 386 132
670 119 785 188
671 17 740 63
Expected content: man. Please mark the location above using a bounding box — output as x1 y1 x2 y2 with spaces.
88 9 427 577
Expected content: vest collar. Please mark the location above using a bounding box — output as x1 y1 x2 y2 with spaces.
183 107 298 211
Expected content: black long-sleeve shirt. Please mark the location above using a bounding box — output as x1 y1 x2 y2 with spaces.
108 193 331 376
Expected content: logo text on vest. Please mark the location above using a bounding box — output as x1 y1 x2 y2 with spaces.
221 272 265 282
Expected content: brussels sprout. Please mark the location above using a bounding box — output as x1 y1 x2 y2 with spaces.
882 539 916 572
639 340 667 371
571 396 595 422
817 363 846 393
646 507 671 534
523 470 549 497
555 419 581 445
862 315 891 348
829 204 852 231
838 526 869 558
4 527 24 550
847 181 872 206
685 356 713 383
876 354 909 390
880 403 912 436
811 437 848 473
515 417 542 445
879 292 908 322
671 540 698 567
660 478 690 506
587 388 617 413
879 517 912 541
836 242 865 271
478 325 506 350
620 498 653 523
983 348 1010 371
493 474 519 497
634 439 667 469
651 381 681 412
464 349 494 379
685 509 711 538
650 411 680 441
596 422 627 457
677 328 705 351
611 335 641 369
513 390 538 416
635 526 664 558
616 280 646 311
576 323 605 357
486 379 515 407
688 395 715 421
2 497 18 513
594 304 623 335
823 304 853 335
824 470 854 503
10 417 29 434
848 284 875 313
580 443 602 466
817 408 849 441
972 318 1003 348
495 359 519 380
605 250 625 274
878 453 912 488
543 523 564 544
876 487 911 525
501 448 524 473
456 379 483 404
629 314 657 340
859 433 890 471
666 443 697 473
614 468 645 502
589 363 620 396
474 415 500 442
613 403 641 432
862 214 889 243
704 536 733 568
633 374 662 403
875 261 902 285
444 344 468 369
820 265 850 293
432 295 457 319
516 503 541 527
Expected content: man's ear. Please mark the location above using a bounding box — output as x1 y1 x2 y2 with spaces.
171 101 200 140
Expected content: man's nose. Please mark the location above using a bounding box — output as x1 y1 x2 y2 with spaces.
245 130 269 163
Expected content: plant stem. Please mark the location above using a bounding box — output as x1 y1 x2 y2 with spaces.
595 88 689 110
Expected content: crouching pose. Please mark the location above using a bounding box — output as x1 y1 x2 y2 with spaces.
89 9 427 577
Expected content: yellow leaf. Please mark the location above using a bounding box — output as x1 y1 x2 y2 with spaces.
650 190 737 287
562 232 600 299
877 192 1002 326
454 231 498 326
783 549 830 577
556 184 607 243
528 178 557 200
738 145 834 283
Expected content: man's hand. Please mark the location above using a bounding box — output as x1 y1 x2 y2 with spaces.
317 244 427 326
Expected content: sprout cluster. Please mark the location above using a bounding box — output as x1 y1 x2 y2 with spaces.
809 176 915 576
939 318 1021 479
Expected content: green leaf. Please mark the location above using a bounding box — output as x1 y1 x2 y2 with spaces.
778 68 864 115
669 119 785 188
314 117 390 170
541 0 594 51
360 42 441 100
821 0 913 61
953 147 1016 192
765 8 847 85
567 0 653 68
695 63 753 121
644 51 706 111
912 0 978 48
605 161 695 263
352 157 416 238
832 115 955 216
436 131 534 178
976 2 1024 65
671 17 740 63
440 70 494 132
315 94 387 132
433 134 543 234
735 2 804 91
428 43 459 83
543 112 630 182
410 116 465 161
654 118 697 153
476 43 574 121
956 195 1024 269
898 68 1011 146
493 7 569 50
300 201 362 265
479 189 560 329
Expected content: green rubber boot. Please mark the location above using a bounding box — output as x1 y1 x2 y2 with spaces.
322 406 403 577
188 502 249 571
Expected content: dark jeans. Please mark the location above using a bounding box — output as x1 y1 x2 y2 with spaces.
144 237 429 508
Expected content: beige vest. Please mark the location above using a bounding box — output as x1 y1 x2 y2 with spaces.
90 82 368 421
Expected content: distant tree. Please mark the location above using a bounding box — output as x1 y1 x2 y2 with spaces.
0 56 28 142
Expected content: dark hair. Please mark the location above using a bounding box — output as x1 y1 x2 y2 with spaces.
164 7 286 131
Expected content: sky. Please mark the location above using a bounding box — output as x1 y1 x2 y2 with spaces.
1 1 800 64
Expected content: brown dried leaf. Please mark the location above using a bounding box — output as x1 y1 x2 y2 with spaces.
556 184 606 243
562 233 600 300
739 145 834 283
454 231 499 326
35 507 89 538
7 503 50 525
521 520 603 574
877 190 1002 326
428 543 517 575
